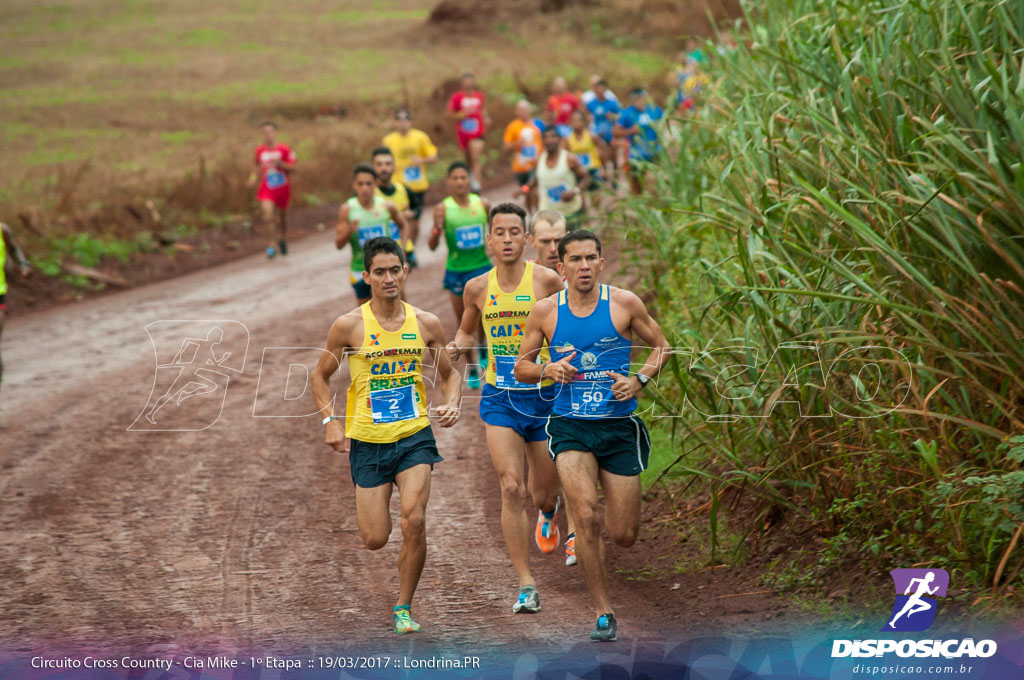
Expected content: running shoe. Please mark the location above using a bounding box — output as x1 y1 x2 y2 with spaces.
479 345 488 371
590 612 617 642
266 245 277 259
407 250 419 268
535 506 560 554
470 176 482 193
565 532 577 566
393 605 421 634
512 584 540 613
278 238 288 255
467 365 481 389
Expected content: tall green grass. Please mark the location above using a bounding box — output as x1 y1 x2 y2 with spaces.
622 0 1024 599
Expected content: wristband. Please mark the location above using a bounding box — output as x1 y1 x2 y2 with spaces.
322 415 341 425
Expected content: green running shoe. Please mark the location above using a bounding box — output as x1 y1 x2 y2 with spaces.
590 612 617 641
393 605 421 634
467 365 482 389
512 584 540 613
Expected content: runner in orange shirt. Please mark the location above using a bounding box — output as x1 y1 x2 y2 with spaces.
502 100 543 212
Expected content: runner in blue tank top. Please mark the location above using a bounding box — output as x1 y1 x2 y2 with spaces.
514 229 670 643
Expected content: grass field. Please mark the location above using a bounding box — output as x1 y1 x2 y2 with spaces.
0 0 680 238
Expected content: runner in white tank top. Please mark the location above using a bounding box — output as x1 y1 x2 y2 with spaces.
532 127 591 227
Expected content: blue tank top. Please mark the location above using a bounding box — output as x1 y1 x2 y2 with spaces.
548 284 636 418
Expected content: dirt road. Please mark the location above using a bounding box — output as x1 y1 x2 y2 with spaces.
0 186 797 661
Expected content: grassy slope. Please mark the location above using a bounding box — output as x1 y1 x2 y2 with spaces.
0 0 673 224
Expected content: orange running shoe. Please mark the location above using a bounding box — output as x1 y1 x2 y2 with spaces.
565 532 577 566
535 505 560 554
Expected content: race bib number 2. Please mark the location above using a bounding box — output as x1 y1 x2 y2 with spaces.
370 384 418 424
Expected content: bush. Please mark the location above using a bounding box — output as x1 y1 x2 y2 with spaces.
618 0 1024 600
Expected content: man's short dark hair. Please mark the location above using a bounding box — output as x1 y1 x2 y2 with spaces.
596 79 608 88
371 146 393 160
363 237 406 272
558 229 602 261
487 202 527 233
447 160 470 175
261 121 277 129
394 107 411 119
353 163 377 179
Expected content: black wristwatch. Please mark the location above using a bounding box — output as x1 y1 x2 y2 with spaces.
635 373 651 389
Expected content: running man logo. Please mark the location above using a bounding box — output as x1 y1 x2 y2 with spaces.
882 568 949 632
129 320 249 432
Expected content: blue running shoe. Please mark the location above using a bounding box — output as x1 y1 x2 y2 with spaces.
590 612 617 641
393 605 421 634
266 245 277 259
467 365 481 389
512 585 540 613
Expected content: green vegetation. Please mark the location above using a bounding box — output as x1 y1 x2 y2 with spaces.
619 0 1024 602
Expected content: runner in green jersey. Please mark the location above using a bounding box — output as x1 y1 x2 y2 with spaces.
336 164 409 305
428 161 492 388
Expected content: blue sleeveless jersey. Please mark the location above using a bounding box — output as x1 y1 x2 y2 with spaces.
548 284 636 418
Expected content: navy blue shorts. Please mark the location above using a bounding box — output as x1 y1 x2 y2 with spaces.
349 426 442 488
407 190 426 220
443 264 491 296
352 277 371 300
479 383 556 442
545 413 651 476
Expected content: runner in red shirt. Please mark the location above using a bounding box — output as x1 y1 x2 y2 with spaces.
446 73 490 193
545 77 582 138
248 121 297 259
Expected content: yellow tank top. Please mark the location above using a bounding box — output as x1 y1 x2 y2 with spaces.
346 302 430 443
482 261 552 389
567 129 601 170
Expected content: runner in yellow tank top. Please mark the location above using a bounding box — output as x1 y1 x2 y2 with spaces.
312 237 462 635
372 146 420 268
446 202 566 614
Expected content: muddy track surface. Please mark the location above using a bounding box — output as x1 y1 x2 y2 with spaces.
0 185 801 659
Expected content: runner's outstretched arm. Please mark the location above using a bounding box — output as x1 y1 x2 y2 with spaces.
420 312 462 427
386 201 410 247
312 312 357 452
606 290 671 401
447 275 485 362
428 203 445 251
514 299 577 384
335 204 353 250
569 154 592 193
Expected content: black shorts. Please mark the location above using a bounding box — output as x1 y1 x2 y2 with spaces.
0 293 6 310
349 426 442 488
545 414 651 476
407 191 426 220
514 171 534 187
352 278 371 300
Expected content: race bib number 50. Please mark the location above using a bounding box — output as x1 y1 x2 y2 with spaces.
570 381 614 417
